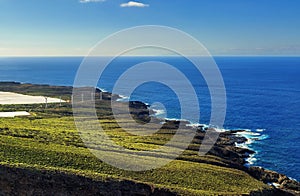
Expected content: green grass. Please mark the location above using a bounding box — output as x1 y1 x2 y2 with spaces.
0 99 269 195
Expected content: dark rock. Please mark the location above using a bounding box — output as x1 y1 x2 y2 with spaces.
162 120 190 129
129 101 148 109
129 101 152 124
248 167 281 183
234 147 256 157
249 188 295 196
208 146 246 165
248 167 300 195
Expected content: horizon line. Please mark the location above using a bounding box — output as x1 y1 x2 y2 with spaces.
1 55 300 58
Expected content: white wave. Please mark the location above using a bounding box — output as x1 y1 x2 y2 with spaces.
241 131 261 136
235 130 269 146
164 117 186 121
98 88 108 92
241 129 252 132
245 139 255 145
288 177 298 181
256 129 266 132
235 142 250 149
234 130 261 140
186 123 208 128
215 128 228 132
185 123 228 132
246 154 257 165
268 182 280 188
151 109 167 119
116 95 129 102
152 109 166 116
233 129 270 166
257 134 269 140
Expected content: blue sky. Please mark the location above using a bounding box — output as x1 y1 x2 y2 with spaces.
0 0 300 56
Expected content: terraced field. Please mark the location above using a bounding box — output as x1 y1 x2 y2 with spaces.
0 101 266 195
0 83 270 195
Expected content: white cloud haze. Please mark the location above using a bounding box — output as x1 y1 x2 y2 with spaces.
120 1 149 7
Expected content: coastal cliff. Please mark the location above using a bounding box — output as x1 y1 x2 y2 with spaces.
0 82 299 195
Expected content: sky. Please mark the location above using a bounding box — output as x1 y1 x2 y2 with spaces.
0 0 300 56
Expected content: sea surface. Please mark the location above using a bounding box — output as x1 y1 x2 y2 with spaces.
0 56 299 180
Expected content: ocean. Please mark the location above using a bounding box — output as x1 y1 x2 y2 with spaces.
0 56 299 180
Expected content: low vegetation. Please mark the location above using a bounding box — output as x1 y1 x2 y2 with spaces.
0 83 269 195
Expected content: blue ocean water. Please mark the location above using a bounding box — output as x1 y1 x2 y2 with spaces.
0 56 299 180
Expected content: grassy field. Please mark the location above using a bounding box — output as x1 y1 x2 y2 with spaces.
0 83 268 195
0 84 269 195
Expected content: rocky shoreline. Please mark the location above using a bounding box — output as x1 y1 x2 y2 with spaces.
221 132 299 195
0 82 299 195
124 98 300 195
191 126 300 195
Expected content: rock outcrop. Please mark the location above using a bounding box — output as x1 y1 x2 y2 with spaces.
248 167 300 195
